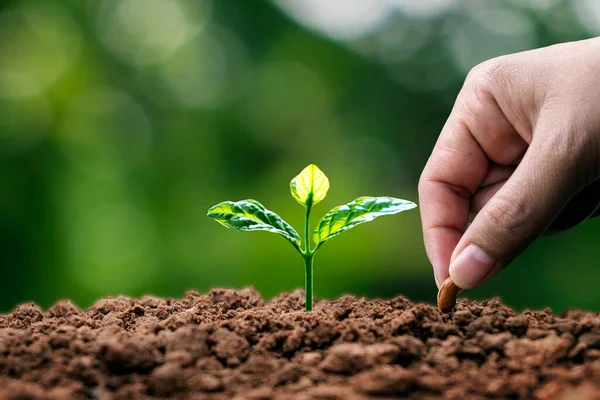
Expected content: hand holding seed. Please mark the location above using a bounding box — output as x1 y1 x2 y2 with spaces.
420 37 600 296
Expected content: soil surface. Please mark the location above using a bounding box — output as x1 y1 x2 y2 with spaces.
1 288 600 400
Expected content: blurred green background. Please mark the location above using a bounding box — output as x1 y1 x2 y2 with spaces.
1 0 599 313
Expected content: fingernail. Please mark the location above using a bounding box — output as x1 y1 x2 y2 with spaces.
449 244 496 289
434 274 441 289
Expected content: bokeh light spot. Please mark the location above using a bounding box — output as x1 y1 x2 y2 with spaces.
447 7 536 73
95 0 212 66
67 202 160 293
383 0 458 18
0 2 80 99
274 0 392 40
513 0 561 11
573 0 600 35
0 95 52 158
242 61 332 146
58 87 152 179
139 25 250 109
356 17 434 64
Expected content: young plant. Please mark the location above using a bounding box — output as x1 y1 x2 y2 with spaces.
207 165 416 311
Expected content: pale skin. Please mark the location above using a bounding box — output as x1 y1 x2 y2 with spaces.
419 37 600 290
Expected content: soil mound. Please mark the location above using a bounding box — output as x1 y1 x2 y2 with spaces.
1 287 599 399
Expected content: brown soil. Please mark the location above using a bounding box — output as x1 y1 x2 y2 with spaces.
1 288 600 400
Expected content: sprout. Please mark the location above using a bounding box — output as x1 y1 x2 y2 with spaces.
207 165 417 311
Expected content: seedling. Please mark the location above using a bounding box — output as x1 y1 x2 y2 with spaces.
207 165 416 311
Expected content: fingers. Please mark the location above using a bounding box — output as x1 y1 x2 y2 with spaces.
419 118 487 287
458 77 528 165
420 63 526 287
470 165 515 219
481 165 515 187
448 117 587 289
471 174 600 237
470 182 503 221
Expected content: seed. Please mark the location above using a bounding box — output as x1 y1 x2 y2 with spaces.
437 277 462 313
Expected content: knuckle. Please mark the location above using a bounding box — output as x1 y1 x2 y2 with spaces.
481 194 530 242
466 57 506 87
535 117 598 187
459 57 512 119
418 172 427 192
418 171 437 197
417 176 428 200
464 56 515 102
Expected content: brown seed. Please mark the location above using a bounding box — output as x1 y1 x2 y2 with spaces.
437 277 462 313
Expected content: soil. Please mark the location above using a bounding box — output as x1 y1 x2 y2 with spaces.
1 288 600 400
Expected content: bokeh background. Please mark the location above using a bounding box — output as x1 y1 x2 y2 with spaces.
1 0 599 313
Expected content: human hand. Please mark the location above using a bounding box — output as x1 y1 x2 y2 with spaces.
419 37 600 290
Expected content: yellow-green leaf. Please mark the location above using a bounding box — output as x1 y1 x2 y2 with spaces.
314 196 416 245
290 164 330 207
208 200 301 247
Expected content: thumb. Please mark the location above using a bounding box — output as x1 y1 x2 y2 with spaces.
449 129 589 289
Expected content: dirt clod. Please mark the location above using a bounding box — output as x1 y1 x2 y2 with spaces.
0 287 599 399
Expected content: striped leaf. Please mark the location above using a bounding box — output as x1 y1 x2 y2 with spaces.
314 196 417 244
208 200 301 247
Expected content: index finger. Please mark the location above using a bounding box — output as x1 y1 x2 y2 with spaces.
418 115 488 287
418 73 527 286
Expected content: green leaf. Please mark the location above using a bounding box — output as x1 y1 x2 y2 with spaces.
314 196 417 245
207 200 301 247
290 164 330 207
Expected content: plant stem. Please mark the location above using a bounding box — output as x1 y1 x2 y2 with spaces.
304 199 313 311
304 254 313 311
304 201 312 254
